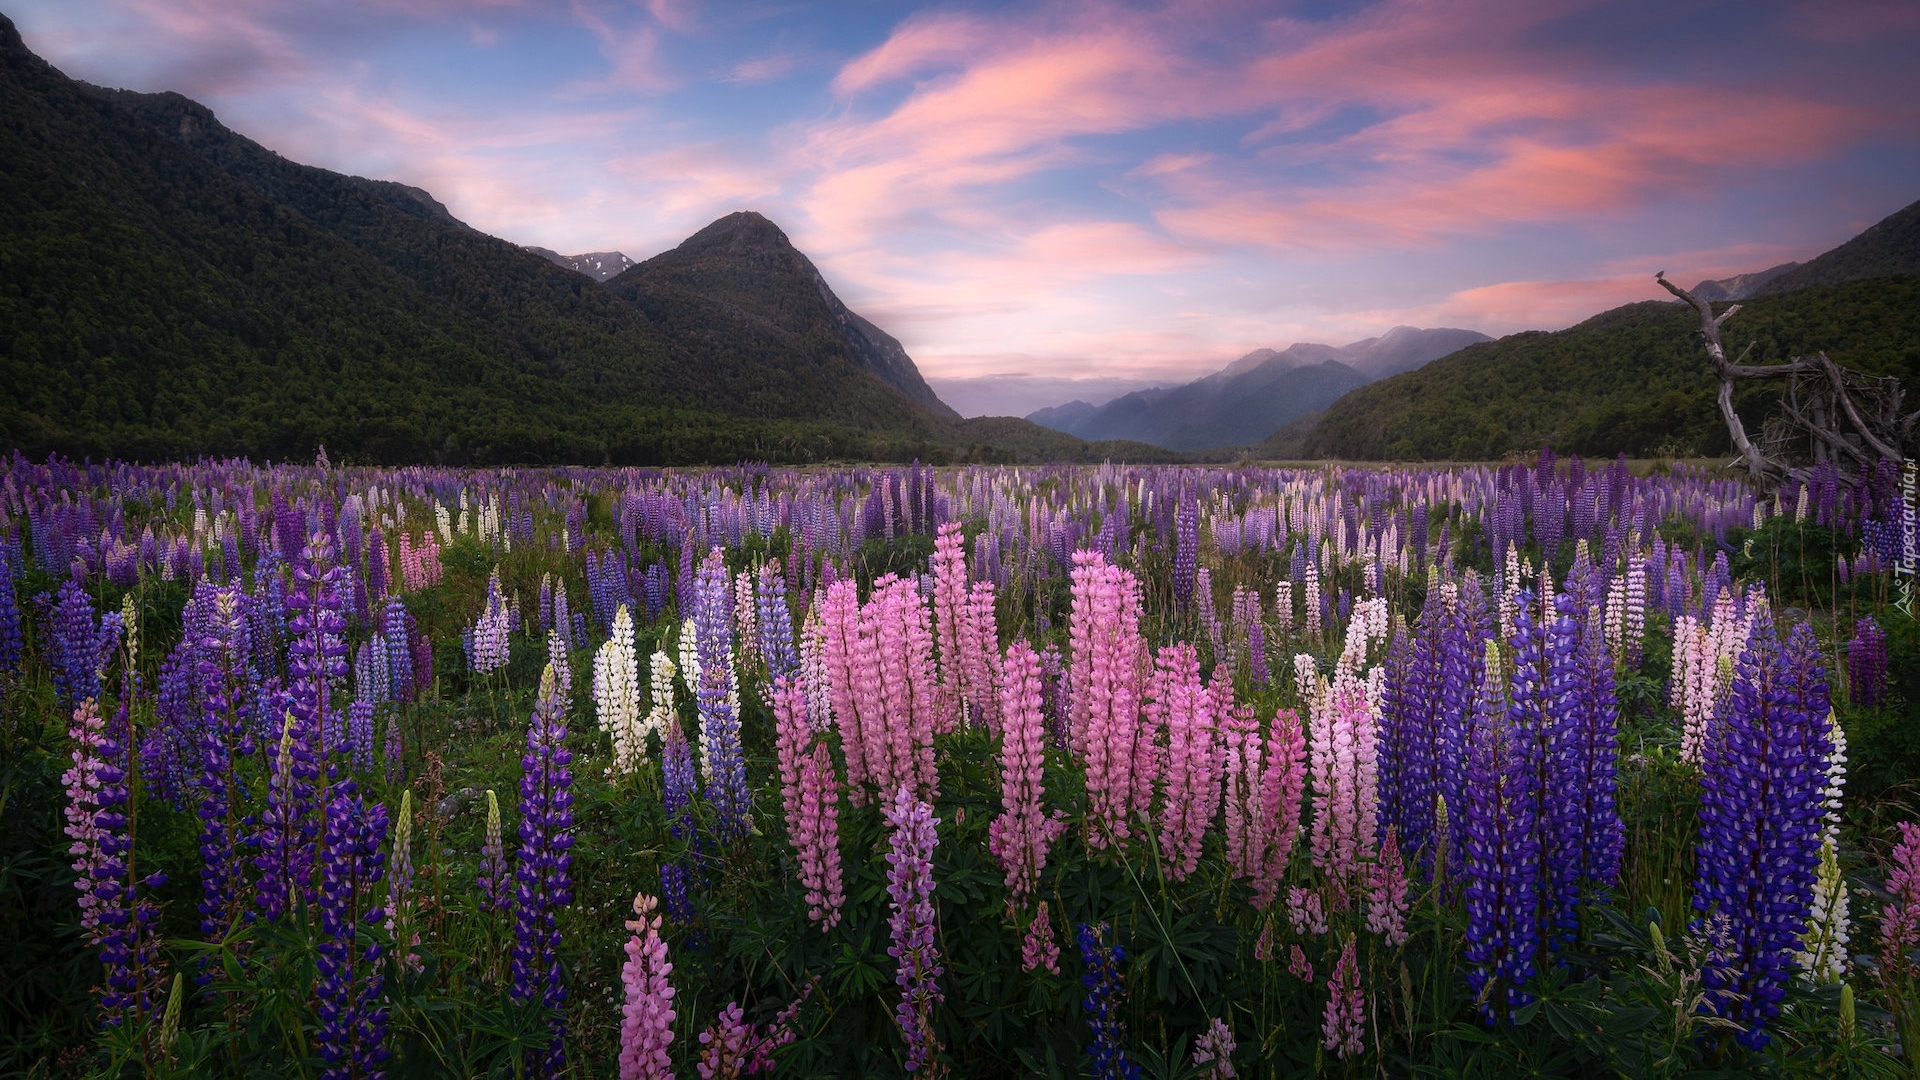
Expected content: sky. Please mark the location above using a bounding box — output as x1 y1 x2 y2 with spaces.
12 0 1920 417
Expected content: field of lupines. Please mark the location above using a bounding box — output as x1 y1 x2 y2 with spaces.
3 452 1919 1079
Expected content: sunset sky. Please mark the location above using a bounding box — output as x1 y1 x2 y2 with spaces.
13 0 1920 416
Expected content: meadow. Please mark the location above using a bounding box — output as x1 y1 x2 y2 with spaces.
2 452 1917 1079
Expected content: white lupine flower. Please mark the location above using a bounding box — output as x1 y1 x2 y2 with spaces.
594 606 644 777
1798 837 1851 982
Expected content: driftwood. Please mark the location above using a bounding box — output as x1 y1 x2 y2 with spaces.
1655 272 1913 481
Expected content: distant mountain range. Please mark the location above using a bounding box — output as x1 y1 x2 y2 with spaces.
1027 326 1490 450
1299 198 1920 461
525 248 634 282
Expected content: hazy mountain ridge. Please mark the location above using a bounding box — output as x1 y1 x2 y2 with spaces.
1297 196 1920 461
1027 326 1488 450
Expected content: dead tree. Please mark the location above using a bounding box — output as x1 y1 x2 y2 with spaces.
1654 272 1913 482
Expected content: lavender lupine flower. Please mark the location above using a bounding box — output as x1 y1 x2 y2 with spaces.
1694 621 1832 1049
512 666 574 1076
315 793 390 1080
469 569 512 675
476 789 511 913
1462 640 1542 1022
883 784 944 1073
1848 617 1888 708
1078 922 1142 1080
695 550 751 843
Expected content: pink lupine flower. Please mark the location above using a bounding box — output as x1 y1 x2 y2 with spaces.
774 676 845 930
1287 886 1328 936
1287 944 1313 982
961 580 1001 732
989 641 1066 904
1191 1017 1236 1079
1309 680 1378 901
1254 706 1307 908
618 893 675 1080
1253 919 1273 962
1879 821 1920 982
697 1001 752 1080
931 522 970 730
62 698 110 943
1367 827 1410 947
817 580 871 803
1069 551 1152 849
1221 697 1306 908
1021 901 1060 974
1322 937 1365 1060
1153 643 1218 881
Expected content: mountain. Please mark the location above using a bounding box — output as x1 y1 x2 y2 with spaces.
1026 327 1487 450
0 14 977 464
606 212 958 418
1752 197 1920 295
1690 262 1800 302
1300 277 1920 460
1299 197 1920 460
526 247 635 282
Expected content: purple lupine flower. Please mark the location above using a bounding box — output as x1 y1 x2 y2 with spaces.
0 540 23 698
287 534 349 767
1694 621 1831 1048
254 708 319 922
348 700 377 774
756 561 799 684
1380 594 1446 871
694 550 751 843
511 665 574 1077
1848 617 1888 708
1555 591 1623 902
195 593 257 956
48 580 118 710
883 784 943 1073
381 597 415 703
1514 591 1580 949
659 719 700 927
1078 922 1142 1080
92 697 167 1028
1436 577 1491 878
1173 500 1198 610
476 789 511 913
315 792 390 1080
1462 638 1542 1022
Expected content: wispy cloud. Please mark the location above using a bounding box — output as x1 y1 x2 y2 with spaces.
9 0 1917 402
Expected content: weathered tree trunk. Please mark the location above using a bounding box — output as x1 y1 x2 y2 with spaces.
1654 272 1909 482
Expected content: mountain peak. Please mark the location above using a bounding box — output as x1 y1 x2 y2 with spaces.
609 210 957 418
527 247 634 282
